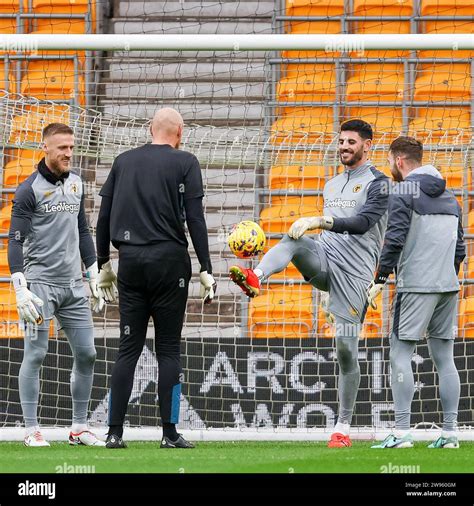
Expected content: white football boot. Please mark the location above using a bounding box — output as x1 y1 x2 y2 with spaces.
69 429 106 447
24 429 50 447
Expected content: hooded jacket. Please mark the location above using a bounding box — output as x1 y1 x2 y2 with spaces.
378 164 465 293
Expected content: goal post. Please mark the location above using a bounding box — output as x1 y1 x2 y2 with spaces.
0 33 473 441
0 33 473 50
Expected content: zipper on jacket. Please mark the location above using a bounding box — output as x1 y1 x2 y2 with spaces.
341 171 351 194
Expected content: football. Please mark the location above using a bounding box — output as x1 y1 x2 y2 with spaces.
227 220 266 258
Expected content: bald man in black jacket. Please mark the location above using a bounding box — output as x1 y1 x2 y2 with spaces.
96 108 216 449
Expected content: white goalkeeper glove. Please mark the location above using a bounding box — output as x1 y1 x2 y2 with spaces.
200 271 217 304
11 272 44 324
320 291 335 324
288 216 334 240
98 260 118 303
86 262 104 313
366 271 390 310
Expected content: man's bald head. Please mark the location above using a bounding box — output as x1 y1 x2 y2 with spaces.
151 108 184 147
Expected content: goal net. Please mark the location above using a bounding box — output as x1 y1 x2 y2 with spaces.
0 29 473 440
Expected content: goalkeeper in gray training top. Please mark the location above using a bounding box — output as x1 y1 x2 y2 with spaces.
230 119 389 448
368 136 465 450
8 123 106 447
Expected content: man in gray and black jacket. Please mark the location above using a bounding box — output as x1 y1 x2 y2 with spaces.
368 136 465 450
230 120 390 448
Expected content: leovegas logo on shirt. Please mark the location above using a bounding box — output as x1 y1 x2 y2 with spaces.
43 202 80 214
324 198 357 209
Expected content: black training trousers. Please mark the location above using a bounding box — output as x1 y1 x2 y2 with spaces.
108 241 191 426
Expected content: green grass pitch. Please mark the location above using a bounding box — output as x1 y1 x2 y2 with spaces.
1 441 474 473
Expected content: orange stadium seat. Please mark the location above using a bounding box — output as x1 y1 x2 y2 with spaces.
3 155 39 187
284 0 345 57
459 296 474 338
346 66 405 103
352 0 413 57
9 105 70 144
360 302 383 338
0 282 20 321
269 164 327 190
467 210 474 235
270 149 339 169
31 0 95 33
0 0 27 34
21 60 85 104
270 193 323 209
344 107 404 143
286 0 345 17
284 21 343 58
413 64 471 103
27 28 87 61
277 65 337 104
0 60 14 92
464 257 474 278
0 249 9 276
419 0 474 57
260 203 323 234
4 149 42 165
0 203 12 234
409 108 471 143
270 107 336 143
269 194 323 208
249 286 314 338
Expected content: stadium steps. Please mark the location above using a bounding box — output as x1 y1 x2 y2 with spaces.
100 0 273 124
115 1 275 18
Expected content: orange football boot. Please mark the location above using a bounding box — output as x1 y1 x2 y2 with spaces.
328 432 352 448
229 265 261 298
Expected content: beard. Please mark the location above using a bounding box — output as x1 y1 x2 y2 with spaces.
48 158 70 177
339 148 364 167
390 165 404 182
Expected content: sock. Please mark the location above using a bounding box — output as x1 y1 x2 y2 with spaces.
442 430 457 439
108 425 123 438
163 422 179 441
334 422 350 436
394 429 411 438
25 425 40 437
253 268 264 282
71 423 88 434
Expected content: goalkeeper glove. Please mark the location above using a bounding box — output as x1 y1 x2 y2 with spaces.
320 291 335 324
11 272 44 324
98 260 118 303
200 271 217 304
86 262 104 313
366 271 390 310
288 216 334 240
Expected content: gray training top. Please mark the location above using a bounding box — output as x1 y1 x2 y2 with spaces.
378 164 465 293
319 161 389 282
8 158 96 287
